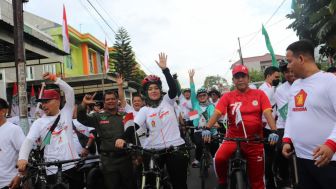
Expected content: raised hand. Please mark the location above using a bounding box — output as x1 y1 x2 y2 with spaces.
42 72 56 81
116 73 124 86
155 52 168 70
82 92 96 106
188 69 195 78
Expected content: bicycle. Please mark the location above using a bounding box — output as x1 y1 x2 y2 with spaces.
125 144 192 189
23 155 100 189
198 133 223 189
216 136 266 189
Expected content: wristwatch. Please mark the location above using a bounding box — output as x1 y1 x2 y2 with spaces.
85 145 89 149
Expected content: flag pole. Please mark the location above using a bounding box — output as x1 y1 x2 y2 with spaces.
238 37 244 65
35 82 45 119
102 70 105 95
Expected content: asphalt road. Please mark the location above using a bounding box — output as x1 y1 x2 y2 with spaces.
187 158 218 189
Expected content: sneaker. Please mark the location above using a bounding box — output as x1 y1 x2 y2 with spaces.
192 159 200 168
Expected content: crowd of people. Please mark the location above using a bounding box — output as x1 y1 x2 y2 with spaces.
0 40 336 189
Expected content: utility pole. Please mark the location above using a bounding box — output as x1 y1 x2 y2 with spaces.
238 37 244 65
13 0 29 135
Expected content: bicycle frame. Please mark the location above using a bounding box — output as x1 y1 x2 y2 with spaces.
216 136 266 189
126 144 191 189
200 140 212 189
25 155 100 189
227 140 247 189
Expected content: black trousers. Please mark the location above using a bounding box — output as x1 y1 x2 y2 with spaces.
296 157 336 189
263 128 276 188
193 132 219 161
46 167 83 189
102 158 136 189
273 129 290 186
143 146 189 189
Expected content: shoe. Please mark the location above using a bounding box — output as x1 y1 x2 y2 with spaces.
192 159 199 168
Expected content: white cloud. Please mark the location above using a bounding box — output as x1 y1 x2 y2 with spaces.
24 0 298 89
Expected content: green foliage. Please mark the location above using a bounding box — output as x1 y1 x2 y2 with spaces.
287 0 336 60
249 69 264 82
203 75 229 92
111 27 146 82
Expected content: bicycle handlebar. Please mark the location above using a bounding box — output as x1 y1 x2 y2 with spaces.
28 155 100 167
124 144 194 156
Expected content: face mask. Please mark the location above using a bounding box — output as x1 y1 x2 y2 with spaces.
272 79 280 86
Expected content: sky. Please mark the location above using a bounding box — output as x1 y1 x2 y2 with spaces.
24 0 298 89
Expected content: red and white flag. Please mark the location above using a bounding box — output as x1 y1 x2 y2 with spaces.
62 5 70 54
104 39 109 73
188 110 199 120
11 82 19 117
123 112 134 131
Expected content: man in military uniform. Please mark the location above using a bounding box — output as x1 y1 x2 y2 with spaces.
77 90 135 189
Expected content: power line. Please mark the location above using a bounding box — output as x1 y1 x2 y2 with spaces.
85 0 117 35
242 0 288 48
79 0 154 75
78 0 114 43
92 0 122 28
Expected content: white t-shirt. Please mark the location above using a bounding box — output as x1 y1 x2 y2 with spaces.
7 116 34 127
259 82 277 129
178 95 192 120
284 72 336 160
23 78 78 175
134 94 185 149
274 82 291 129
124 103 138 117
0 121 25 188
72 119 95 155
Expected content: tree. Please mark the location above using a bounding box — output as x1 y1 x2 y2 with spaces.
287 0 336 63
111 27 143 81
249 70 264 82
203 75 229 93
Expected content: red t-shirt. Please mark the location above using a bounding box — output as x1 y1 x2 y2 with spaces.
216 89 271 138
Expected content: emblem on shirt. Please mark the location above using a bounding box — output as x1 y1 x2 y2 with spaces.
293 89 307 112
252 100 258 106
151 120 156 127
100 120 109 124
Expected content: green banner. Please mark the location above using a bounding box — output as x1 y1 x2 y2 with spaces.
262 24 278 67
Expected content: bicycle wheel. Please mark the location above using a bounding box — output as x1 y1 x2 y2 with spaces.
234 170 246 189
200 157 208 189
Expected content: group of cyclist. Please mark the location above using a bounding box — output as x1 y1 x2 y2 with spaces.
1 39 336 189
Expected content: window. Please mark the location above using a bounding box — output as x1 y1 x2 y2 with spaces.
43 64 56 74
96 53 102 73
88 51 95 74
26 66 34 80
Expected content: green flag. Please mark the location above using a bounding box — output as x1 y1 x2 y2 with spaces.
262 24 278 67
279 103 288 120
41 131 52 149
291 0 297 10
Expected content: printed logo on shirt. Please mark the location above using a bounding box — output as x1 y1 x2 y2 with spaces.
230 102 242 115
252 100 258 106
159 111 169 119
100 120 110 124
100 115 108 120
293 89 307 112
149 113 157 118
151 120 156 127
